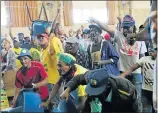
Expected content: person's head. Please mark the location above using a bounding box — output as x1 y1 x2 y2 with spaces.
17 49 32 68
121 15 137 45
2 38 11 50
37 33 49 48
151 48 157 60
24 37 31 43
54 23 63 36
57 53 76 76
85 69 110 97
13 38 20 48
68 29 74 37
139 25 145 32
89 24 102 44
83 29 90 39
18 33 24 42
65 37 79 55
76 29 82 36
59 35 65 43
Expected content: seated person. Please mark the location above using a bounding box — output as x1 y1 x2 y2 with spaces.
12 49 49 107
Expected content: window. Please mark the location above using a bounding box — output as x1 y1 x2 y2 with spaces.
1 1 8 26
72 1 107 24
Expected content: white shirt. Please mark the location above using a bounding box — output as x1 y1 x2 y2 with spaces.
137 56 155 91
114 30 147 73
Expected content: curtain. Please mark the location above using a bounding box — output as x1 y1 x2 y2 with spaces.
63 1 73 26
4 1 38 27
106 1 115 25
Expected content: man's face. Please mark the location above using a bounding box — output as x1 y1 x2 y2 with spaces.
20 56 31 67
89 28 100 43
37 35 49 46
122 26 134 37
24 37 30 43
18 34 24 41
55 24 63 35
2 40 10 49
122 26 136 45
13 40 20 48
151 49 157 60
65 42 78 55
57 61 71 76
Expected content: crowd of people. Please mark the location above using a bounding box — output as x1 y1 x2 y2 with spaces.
1 1 157 113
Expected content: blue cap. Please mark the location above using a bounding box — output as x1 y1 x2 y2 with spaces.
83 29 90 34
17 49 32 60
85 68 110 96
89 24 102 34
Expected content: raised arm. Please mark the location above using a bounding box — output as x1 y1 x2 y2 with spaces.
89 18 115 37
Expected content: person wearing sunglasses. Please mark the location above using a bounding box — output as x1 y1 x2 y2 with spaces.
12 48 49 107
40 53 87 112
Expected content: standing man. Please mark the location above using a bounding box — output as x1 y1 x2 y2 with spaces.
87 24 120 76
36 28 64 105
89 15 147 97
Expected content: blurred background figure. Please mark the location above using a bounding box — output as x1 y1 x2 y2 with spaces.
79 29 92 51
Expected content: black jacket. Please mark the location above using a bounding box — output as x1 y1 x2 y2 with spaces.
66 74 142 113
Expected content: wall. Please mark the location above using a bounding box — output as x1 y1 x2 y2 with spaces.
63 1 151 35
1 1 151 37
132 1 150 28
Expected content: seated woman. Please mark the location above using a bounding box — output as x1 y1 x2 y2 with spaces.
12 49 49 107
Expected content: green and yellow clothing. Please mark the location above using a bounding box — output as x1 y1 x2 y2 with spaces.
40 36 64 84
13 48 22 70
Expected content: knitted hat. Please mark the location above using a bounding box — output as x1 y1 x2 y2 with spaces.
121 15 135 27
58 53 76 65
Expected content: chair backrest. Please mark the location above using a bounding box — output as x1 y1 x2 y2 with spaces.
14 88 44 112
23 91 44 112
52 95 78 113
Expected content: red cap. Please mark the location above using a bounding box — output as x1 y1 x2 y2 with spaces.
104 33 110 41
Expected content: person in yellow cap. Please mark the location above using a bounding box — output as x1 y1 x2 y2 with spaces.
40 52 87 112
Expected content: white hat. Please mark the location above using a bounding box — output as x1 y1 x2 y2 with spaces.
13 37 20 42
